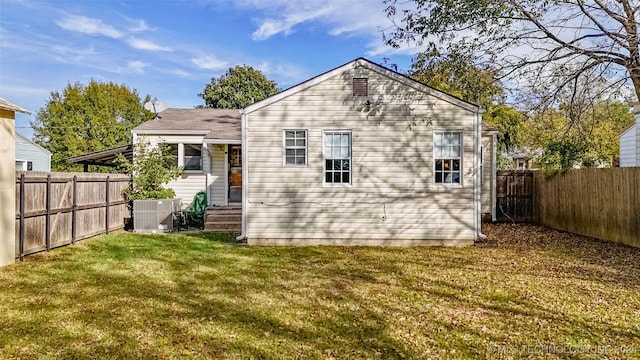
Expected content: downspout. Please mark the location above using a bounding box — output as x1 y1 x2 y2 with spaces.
236 111 248 241
491 133 498 222
475 108 487 240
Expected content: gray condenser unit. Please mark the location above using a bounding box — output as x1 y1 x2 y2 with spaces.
133 198 182 233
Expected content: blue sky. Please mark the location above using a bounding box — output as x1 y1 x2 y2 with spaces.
1 0 422 138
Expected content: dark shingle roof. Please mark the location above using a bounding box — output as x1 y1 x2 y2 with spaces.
133 108 241 140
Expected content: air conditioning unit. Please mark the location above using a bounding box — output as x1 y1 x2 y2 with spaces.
133 198 182 233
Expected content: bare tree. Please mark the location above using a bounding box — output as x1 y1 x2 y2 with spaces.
384 0 640 107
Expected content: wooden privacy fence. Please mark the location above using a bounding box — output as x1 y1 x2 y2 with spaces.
15 171 131 260
535 168 640 248
496 170 536 222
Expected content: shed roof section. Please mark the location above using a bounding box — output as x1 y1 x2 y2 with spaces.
67 144 133 167
133 108 241 140
481 122 499 133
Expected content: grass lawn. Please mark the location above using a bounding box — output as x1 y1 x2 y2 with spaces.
1 224 639 359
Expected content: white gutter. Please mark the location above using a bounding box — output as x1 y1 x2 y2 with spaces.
236 111 248 241
475 109 487 240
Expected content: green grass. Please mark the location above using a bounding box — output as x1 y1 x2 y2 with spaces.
1 225 639 359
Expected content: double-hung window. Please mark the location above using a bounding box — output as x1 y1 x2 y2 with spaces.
283 130 307 166
434 132 462 184
324 131 351 185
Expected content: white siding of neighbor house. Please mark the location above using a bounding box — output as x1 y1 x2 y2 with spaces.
15 133 51 171
637 116 640 166
481 134 495 217
620 124 637 167
244 66 479 243
134 134 210 207
208 145 227 206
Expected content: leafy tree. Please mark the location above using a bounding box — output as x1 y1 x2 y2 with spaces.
115 141 183 200
198 65 279 109
409 51 504 109
384 0 640 106
483 105 527 169
521 101 634 171
32 80 152 171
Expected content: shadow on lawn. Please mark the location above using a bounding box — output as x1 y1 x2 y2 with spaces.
2 230 639 359
2 234 417 359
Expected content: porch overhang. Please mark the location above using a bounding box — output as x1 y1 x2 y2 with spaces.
203 139 241 145
67 144 133 171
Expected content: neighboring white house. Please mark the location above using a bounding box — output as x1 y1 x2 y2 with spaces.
15 132 51 171
619 122 638 167
0 98 30 267
240 58 493 246
620 104 640 167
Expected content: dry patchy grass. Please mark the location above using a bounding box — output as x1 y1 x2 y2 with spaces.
0 225 639 359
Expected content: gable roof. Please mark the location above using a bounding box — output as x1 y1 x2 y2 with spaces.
16 132 51 155
0 98 31 114
244 57 480 114
132 108 241 140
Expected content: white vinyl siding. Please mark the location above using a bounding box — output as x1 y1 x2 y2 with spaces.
620 124 637 167
244 65 479 242
208 144 227 206
481 134 496 216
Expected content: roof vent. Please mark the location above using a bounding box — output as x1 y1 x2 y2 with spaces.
353 78 368 97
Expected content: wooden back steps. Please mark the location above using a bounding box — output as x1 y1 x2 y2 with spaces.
204 206 241 233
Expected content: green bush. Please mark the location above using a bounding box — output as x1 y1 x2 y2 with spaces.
116 141 183 200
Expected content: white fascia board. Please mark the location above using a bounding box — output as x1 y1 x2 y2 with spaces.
131 130 210 135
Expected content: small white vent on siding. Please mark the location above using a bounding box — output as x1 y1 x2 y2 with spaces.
353 78 368 97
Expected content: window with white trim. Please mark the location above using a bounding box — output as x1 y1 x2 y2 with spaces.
324 131 351 185
434 132 462 184
165 143 203 171
283 130 307 166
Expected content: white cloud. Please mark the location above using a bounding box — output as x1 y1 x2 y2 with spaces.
251 7 333 40
228 0 420 57
170 69 192 78
56 14 122 38
192 55 228 71
125 60 148 73
129 19 151 32
126 37 171 52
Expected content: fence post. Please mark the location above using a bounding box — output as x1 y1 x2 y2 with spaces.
72 175 77 245
105 176 110 234
45 174 51 251
19 173 25 261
